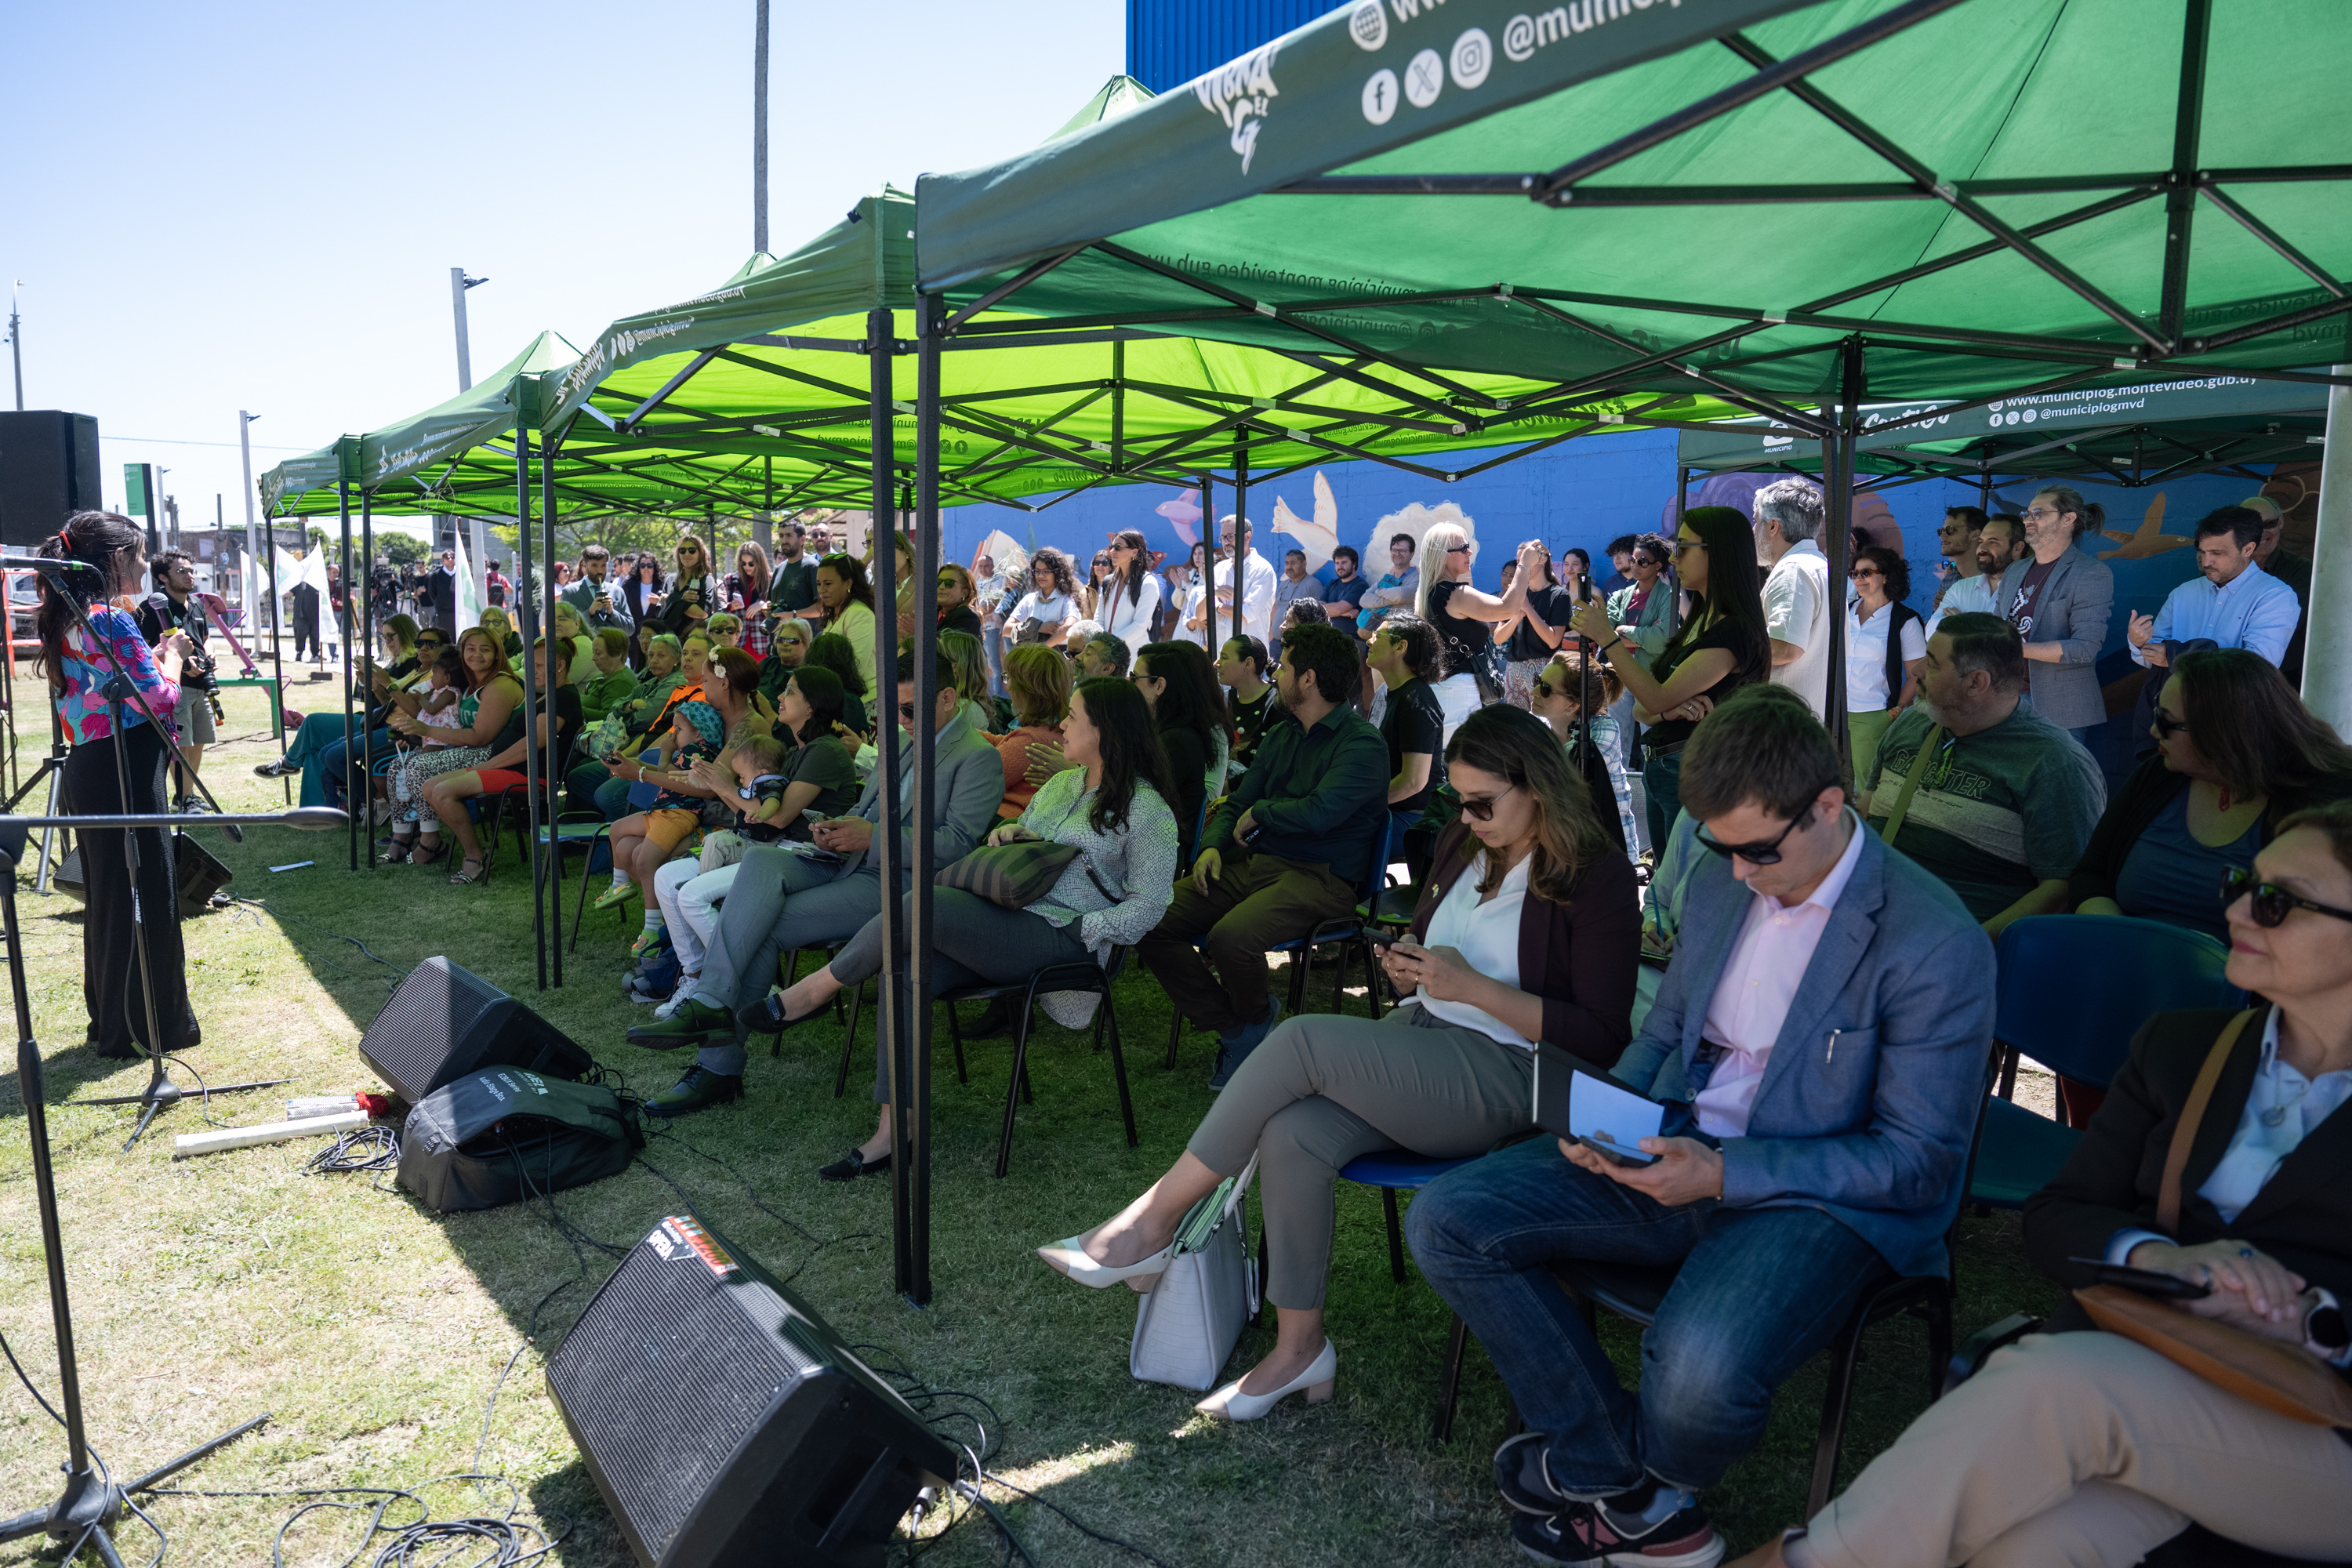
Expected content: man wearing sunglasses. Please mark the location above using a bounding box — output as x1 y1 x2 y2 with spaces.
1858 613 2105 936
1409 684 1991 1567
1991 485 2115 742
626 646 1005 1115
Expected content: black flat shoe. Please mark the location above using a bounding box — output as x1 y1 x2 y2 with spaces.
742 992 827 1044
817 1147 891 1181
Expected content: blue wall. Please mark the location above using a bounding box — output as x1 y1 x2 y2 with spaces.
942 426 2258 670
1126 0 1345 91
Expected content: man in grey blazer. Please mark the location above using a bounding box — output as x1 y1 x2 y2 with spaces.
626 646 1006 1115
1407 686 1992 1566
1992 484 2114 738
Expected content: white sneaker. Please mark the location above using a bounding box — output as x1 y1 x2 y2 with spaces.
653 993 686 1021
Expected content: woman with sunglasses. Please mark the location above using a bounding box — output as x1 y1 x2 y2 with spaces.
1845 546 1925 786
1101 529 1160 655
2071 648 2352 942
1037 704 1635 1418
654 534 716 637
724 541 775 659
1573 508 1771 851
1414 523 1543 735
259 615 436 808
1533 649 1640 862
1770 800 2352 1568
624 554 666 652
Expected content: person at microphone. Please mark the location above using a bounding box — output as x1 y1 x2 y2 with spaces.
36 511 201 1059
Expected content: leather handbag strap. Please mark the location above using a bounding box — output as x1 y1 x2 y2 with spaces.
1874 724 1944 847
2158 1007 2263 1235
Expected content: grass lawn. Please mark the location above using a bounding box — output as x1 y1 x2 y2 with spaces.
0 671 2066 1566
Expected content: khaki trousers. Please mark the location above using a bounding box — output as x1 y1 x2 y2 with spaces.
1138 850 1357 1036
1797 1330 2352 1568
1187 1006 1534 1309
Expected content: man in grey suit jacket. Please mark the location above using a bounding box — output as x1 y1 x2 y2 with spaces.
626 647 1006 1115
1407 686 1992 1566
1993 484 2114 736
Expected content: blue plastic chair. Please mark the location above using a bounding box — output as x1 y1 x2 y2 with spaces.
1969 915 2242 1207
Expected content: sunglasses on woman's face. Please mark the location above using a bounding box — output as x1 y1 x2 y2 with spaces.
2220 865 2352 928
2151 706 2190 741
1850 567 1882 580
1457 785 1515 822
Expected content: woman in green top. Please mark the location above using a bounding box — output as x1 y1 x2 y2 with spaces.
381 626 523 865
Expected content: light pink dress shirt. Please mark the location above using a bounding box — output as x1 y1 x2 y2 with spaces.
1691 811 1867 1138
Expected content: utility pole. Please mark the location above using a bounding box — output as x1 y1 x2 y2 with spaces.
450 268 490 604
753 0 771 256
6 282 20 410
240 412 262 634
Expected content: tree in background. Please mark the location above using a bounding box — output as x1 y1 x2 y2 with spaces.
380 532 428 566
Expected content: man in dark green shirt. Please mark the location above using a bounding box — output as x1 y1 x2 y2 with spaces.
1138 624 1390 1087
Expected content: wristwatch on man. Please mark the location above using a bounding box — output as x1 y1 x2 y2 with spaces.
2304 1288 2351 1366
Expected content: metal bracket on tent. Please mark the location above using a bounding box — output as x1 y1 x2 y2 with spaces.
1254 302 1279 318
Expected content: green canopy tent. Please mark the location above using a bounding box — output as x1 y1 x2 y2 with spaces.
916 0 2352 738
1677 372 2327 494
535 79 1768 1301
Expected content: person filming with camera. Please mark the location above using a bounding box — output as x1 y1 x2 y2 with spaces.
134 547 219 815
38 511 202 1060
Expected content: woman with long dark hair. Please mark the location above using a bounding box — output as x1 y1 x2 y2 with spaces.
1101 528 1160 654
624 553 666 651
724 540 775 659
2071 648 2352 939
1134 640 1230 855
1036 704 1637 1419
1573 506 1770 848
419 637 583 886
380 625 523 865
1006 547 1076 649
812 554 879 696
38 511 200 1058
757 676 1182 1179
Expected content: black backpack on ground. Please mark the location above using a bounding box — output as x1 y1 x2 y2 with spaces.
398 1067 641 1213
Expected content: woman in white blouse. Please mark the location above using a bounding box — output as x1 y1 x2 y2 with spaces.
1004 547 1076 649
1845 545 1926 787
1036 706 1639 1420
1098 528 1162 654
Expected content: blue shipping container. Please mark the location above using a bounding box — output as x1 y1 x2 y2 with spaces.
1127 0 1346 93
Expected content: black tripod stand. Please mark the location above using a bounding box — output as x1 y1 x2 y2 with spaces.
2 704 75 895
0 824 285 1565
7 555 278 1148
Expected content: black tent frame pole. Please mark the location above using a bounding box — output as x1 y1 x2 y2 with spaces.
1824 336 1862 769
906 294 943 1308
1200 470 1217 660
541 433 564 987
265 516 289 804
514 413 547 992
869 306 919 1301
1232 434 1249 656
336 466 357 872
358 492 377 865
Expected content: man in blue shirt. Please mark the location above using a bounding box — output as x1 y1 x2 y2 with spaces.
1138 624 1390 1087
2127 505 2301 671
1319 545 1370 636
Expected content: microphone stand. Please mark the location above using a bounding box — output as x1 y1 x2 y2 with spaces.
0 807 339 1562
5 556 268 1150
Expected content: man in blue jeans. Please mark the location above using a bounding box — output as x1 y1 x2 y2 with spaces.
1406 685 1992 1566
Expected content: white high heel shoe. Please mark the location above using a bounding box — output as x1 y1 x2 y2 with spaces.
1193 1339 1337 1421
1036 1229 1174 1289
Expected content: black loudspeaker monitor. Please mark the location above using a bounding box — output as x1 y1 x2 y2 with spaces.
357 956 594 1105
548 1213 954 1568
0 411 103 549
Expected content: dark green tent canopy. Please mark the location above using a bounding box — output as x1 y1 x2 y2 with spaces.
917 0 2352 423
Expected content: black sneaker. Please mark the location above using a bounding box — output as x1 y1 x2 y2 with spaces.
1509 1497 1723 1567
644 1067 744 1120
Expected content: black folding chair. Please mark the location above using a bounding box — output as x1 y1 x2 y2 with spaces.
938 948 1138 1178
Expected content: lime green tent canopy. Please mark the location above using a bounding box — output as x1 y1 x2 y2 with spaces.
916 0 2352 426
537 82 1755 518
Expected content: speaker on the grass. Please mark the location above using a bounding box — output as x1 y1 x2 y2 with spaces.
547 1212 954 1568
357 955 594 1105
174 833 234 917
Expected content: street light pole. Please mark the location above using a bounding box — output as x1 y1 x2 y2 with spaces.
450 268 490 602
753 0 771 256
6 282 21 411
238 412 262 637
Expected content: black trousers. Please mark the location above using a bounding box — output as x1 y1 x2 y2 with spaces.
64 721 198 1058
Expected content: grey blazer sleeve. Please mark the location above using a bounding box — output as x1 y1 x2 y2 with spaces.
2049 554 2114 668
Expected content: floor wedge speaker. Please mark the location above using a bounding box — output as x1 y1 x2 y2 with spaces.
547 1212 955 1568
358 956 595 1105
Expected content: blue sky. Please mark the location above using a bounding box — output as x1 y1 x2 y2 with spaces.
5 1 1124 528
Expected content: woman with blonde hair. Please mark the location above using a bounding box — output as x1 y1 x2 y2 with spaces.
1414 522 1544 738
938 629 996 734
1037 704 1638 1419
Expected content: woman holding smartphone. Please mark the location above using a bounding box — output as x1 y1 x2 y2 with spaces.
1773 801 2352 1568
1033 706 1637 1420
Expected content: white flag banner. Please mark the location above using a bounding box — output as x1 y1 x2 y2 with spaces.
451 530 483 630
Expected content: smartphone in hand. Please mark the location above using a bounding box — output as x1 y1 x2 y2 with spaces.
2067 1258 2212 1299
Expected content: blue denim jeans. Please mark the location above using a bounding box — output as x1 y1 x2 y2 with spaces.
310 724 392 809
1405 1136 1885 1496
